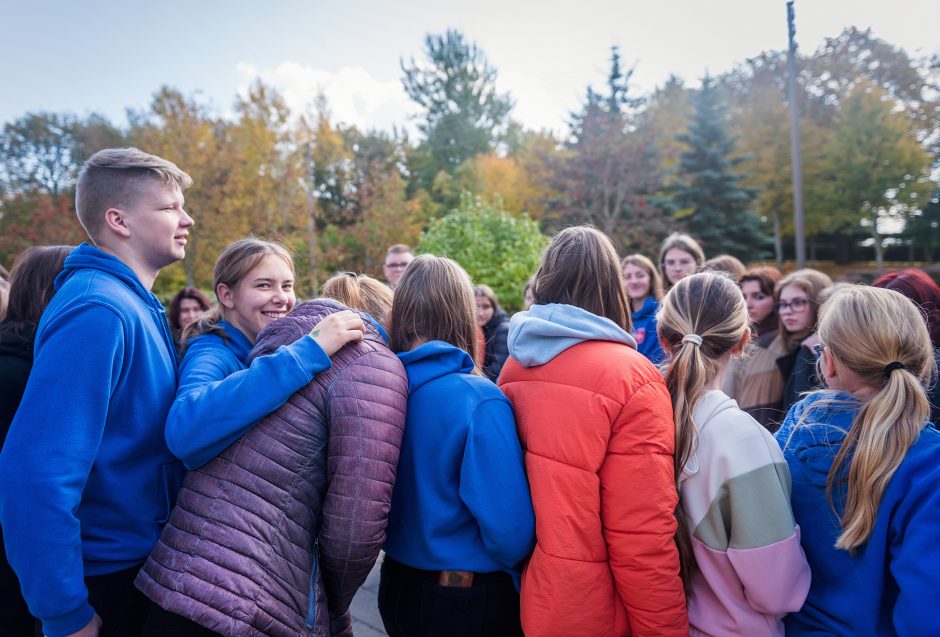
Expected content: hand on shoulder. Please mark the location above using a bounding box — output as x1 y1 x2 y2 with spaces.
310 310 365 356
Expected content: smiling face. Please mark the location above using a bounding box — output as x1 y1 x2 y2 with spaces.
741 280 775 325
622 263 652 304
663 248 697 285
218 254 296 343
778 284 813 334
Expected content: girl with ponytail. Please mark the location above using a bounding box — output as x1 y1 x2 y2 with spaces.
776 285 940 636
659 272 809 637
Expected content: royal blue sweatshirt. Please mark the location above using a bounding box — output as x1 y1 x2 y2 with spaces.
0 244 182 637
631 296 664 364
776 392 940 636
384 341 535 576
165 319 331 469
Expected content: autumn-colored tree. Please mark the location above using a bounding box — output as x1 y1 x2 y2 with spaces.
817 82 933 269
554 48 667 256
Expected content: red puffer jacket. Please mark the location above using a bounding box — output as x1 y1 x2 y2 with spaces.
500 339 687 637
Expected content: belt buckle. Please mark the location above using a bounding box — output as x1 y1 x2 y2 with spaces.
437 570 475 587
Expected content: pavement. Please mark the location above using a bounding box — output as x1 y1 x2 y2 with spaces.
350 554 387 636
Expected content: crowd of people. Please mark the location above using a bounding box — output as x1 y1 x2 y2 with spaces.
0 146 938 637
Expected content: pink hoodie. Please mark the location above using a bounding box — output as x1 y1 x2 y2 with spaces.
680 390 810 637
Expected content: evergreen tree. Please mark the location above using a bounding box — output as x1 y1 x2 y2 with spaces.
675 75 769 261
401 30 513 191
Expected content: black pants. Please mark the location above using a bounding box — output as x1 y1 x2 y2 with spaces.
378 556 523 637
29 564 217 637
32 564 150 637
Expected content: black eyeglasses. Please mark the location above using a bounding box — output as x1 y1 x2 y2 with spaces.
385 262 409 270
776 298 811 313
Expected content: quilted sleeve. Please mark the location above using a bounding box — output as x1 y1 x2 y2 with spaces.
317 347 408 620
600 380 689 637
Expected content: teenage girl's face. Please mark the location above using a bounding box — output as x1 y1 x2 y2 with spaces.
740 280 775 325
622 263 652 303
475 296 495 327
778 284 813 334
220 255 296 343
664 248 697 285
177 298 204 329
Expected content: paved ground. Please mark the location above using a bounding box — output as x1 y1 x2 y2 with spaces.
350 554 387 636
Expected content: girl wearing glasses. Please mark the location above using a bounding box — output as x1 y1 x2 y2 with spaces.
775 285 940 636
765 269 831 430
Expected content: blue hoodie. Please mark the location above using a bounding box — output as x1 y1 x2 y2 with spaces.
775 392 940 636
508 302 637 367
631 296 664 364
0 244 183 637
165 319 331 469
384 341 535 576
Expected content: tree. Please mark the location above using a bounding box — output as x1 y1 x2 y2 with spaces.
418 193 546 311
817 82 933 269
554 48 667 255
675 75 769 261
901 191 940 261
401 30 513 189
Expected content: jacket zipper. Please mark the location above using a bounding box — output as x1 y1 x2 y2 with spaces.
305 538 319 628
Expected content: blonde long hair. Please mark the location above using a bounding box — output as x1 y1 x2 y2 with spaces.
814 286 935 552
321 272 393 329
658 272 750 588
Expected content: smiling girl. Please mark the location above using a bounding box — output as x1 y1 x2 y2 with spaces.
622 254 665 364
164 238 365 470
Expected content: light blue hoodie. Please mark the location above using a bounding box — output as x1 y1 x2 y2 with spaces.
508 303 637 367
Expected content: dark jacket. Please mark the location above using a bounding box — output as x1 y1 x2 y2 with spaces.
779 343 822 417
482 308 510 381
0 325 35 637
137 299 408 637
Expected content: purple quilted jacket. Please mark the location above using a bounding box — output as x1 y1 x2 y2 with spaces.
136 299 407 637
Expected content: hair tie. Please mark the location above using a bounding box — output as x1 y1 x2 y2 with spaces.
884 361 906 376
682 333 703 347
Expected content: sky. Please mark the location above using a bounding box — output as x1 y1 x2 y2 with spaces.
2 0 938 136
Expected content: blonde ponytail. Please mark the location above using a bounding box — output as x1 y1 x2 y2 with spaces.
658 272 750 589
816 286 935 552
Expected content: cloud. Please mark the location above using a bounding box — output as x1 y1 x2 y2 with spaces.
235 61 418 133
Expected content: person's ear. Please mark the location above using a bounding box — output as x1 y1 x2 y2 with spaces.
821 347 838 381
731 330 751 357
103 207 131 238
216 282 236 310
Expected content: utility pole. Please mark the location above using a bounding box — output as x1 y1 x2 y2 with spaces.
787 0 806 269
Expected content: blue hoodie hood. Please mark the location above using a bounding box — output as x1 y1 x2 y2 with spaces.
56 243 176 358
508 303 636 367
57 244 162 309
397 340 474 393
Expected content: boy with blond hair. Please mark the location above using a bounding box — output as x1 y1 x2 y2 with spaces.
0 148 194 637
